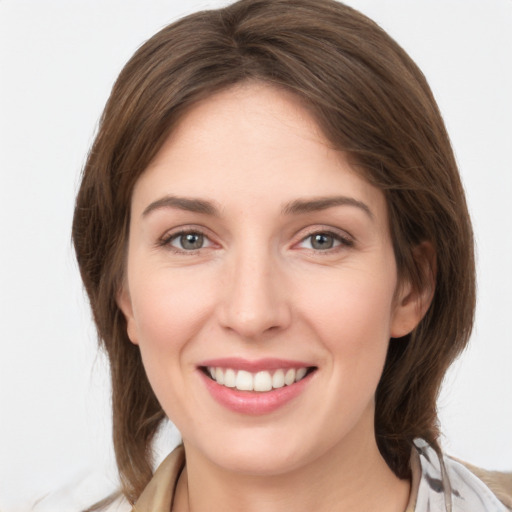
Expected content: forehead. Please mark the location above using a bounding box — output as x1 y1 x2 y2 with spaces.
132 82 387 227
146 83 332 175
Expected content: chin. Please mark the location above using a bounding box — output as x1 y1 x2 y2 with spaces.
186 425 328 477
212 446 307 476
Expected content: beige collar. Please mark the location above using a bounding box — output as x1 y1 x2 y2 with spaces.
132 444 421 512
132 445 185 512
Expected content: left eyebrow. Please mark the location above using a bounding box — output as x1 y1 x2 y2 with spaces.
282 196 374 219
142 195 219 217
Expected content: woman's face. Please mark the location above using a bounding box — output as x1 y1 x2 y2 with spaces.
119 83 420 476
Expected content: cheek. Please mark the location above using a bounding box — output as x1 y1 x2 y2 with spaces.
299 266 396 385
129 267 216 356
303 268 396 341
127 270 217 422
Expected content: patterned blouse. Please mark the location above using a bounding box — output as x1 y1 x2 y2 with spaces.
410 439 511 511
128 440 512 511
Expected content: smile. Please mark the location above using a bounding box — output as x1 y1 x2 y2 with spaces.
198 358 317 414
205 366 312 392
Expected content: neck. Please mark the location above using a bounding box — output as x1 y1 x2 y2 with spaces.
173 428 410 512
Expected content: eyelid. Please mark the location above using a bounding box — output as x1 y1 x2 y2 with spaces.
157 225 217 252
156 224 354 253
293 226 355 251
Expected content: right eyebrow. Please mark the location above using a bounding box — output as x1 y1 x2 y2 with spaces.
142 195 219 217
282 196 373 220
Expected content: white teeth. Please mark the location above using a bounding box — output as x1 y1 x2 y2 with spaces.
215 367 225 385
272 369 285 389
224 368 236 388
295 367 307 382
235 370 254 391
284 368 296 386
254 371 272 392
206 366 310 392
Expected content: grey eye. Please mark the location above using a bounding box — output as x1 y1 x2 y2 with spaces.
174 233 205 250
310 233 335 250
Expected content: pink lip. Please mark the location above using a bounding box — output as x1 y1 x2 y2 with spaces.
197 359 316 415
199 357 312 372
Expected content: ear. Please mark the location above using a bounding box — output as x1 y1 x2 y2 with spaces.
390 242 436 338
116 284 139 345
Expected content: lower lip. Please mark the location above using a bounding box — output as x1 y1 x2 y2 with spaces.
199 370 314 415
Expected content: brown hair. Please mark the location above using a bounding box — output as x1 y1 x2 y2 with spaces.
72 0 475 503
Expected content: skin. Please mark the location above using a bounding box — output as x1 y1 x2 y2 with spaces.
118 83 430 512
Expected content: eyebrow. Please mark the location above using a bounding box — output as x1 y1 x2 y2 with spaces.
142 194 373 219
282 196 373 219
142 195 219 217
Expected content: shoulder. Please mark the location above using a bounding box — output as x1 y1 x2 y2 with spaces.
449 457 512 511
131 444 185 511
413 439 512 512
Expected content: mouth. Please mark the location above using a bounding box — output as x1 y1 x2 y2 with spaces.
200 365 317 393
197 357 318 414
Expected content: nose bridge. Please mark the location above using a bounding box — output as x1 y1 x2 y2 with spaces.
218 237 290 338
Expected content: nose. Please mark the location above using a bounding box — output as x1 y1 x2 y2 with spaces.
217 244 292 340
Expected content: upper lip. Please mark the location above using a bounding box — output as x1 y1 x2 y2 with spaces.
198 357 315 372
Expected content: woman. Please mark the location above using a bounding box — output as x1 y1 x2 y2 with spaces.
72 0 511 510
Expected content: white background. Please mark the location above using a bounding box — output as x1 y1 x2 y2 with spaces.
1 0 511 510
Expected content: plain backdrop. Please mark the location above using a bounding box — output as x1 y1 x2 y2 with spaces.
1 0 511 510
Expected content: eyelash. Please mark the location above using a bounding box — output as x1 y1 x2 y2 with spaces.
296 230 354 252
158 228 354 254
159 229 213 253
